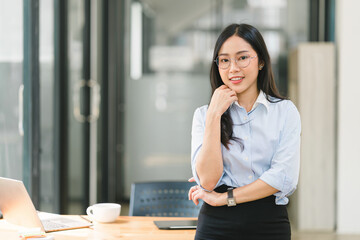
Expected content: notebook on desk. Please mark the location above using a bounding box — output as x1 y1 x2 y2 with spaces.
0 177 92 232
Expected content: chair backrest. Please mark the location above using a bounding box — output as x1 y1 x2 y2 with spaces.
129 181 203 217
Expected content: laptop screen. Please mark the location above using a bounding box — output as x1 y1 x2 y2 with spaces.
0 177 92 232
0 177 44 230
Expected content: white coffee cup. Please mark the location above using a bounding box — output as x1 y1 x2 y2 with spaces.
86 203 121 223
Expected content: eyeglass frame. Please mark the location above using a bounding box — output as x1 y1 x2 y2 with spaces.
214 54 258 69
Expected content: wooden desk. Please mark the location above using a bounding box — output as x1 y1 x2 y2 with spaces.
0 216 197 240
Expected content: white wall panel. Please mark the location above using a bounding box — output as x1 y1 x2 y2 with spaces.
336 0 360 234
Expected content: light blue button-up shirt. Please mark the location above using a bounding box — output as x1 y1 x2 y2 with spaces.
191 91 301 205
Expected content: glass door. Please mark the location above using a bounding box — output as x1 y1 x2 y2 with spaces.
66 0 101 214
0 0 102 215
0 0 24 181
39 0 55 213
0 0 56 213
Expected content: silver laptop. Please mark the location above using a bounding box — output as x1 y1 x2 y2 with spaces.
154 220 197 230
0 177 92 232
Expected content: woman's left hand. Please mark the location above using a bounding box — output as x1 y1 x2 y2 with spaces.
188 178 226 207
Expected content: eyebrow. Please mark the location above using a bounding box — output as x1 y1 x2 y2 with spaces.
218 50 249 56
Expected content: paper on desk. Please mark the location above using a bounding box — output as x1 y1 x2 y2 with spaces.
18 228 46 238
23 237 54 240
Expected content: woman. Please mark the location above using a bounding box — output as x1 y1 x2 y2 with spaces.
188 23 301 240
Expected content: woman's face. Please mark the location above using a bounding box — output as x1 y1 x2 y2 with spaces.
217 35 261 96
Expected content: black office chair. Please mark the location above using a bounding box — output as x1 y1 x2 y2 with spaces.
129 181 203 217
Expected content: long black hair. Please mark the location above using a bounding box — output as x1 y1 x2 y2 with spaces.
210 23 285 149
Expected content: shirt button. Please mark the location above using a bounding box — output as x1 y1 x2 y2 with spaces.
243 116 248 121
244 136 248 140
244 157 248 161
248 175 253 179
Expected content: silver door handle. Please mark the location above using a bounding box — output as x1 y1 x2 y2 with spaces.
18 84 24 136
73 80 100 123
88 80 100 123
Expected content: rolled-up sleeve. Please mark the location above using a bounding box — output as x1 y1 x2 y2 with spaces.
191 107 205 186
259 102 301 205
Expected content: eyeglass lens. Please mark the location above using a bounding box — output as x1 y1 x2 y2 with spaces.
216 54 253 69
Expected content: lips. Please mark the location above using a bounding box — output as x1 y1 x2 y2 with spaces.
229 76 244 84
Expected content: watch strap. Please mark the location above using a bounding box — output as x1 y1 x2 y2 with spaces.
227 188 236 207
228 188 234 198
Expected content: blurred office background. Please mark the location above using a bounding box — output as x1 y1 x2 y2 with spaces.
1 0 359 235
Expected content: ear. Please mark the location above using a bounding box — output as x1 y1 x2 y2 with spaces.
258 60 265 70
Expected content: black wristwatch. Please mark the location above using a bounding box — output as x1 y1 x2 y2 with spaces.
227 188 236 207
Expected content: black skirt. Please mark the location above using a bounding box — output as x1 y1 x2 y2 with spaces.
195 185 291 240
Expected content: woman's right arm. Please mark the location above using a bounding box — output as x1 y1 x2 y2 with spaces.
193 85 237 191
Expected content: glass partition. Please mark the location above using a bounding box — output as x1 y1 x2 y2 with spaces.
124 0 308 198
124 0 218 197
0 0 24 181
39 0 55 212
67 0 85 214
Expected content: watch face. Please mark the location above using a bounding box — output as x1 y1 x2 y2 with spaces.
227 198 236 207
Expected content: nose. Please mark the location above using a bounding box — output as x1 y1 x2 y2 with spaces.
229 58 240 73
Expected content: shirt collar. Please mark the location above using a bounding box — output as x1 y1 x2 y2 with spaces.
231 90 270 112
251 90 270 112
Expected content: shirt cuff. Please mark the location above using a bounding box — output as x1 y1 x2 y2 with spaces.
260 171 287 199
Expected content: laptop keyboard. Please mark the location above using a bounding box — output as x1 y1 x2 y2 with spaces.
42 220 70 231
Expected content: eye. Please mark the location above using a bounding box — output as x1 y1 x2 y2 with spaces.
219 58 229 63
238 55 249 61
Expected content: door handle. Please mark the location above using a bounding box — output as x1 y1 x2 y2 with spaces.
18 84 24 136
73 80 100 123
88 80 100 123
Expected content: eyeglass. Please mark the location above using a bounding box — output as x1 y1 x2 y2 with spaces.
214 54 257 69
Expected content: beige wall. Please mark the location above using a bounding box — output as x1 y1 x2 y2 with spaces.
336 0 360 234
288 43 336 231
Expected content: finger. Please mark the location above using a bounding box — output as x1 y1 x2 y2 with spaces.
214 87 226 94
229 90 237 96
191 189 199 204
188 185 198 200
231 96 238 103
219 86 233 92
224 89 234 95
188 187 194 200
188 188 194 200
214 88 233 99
191 191 198 205
188 177 195 182
192 188 204 205
192 191 202 205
